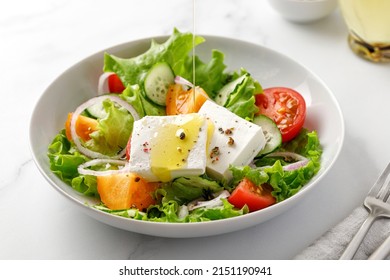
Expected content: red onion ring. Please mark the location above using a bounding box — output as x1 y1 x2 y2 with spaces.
264 151 309 171
282 159 309 171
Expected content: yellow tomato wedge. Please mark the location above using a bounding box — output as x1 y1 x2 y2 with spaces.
65 113 99 142
166 84 209 115
97 173 160 211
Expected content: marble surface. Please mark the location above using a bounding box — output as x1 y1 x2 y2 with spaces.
1 0 390 260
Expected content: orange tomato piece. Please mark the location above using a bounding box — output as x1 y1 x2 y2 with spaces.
166 84 209 115
65 113 99 142
97 173 160 211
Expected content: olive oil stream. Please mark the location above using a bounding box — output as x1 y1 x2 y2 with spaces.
149 0 200 182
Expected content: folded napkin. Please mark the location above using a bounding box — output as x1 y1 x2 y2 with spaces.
294 206 390 260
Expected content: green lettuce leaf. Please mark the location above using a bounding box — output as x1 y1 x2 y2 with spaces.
182 50 228 99
86 98 133 156
187 199 249 222
104 28 229 103
282 129 322 167
103 28 205 88
146 201 182 222
71 175 98 196
120 84 165 117
47 130 98 197
48 132 85 183
93 204 148 220
219 69 262 121
157 176 224 205
145 199 248 223
229 165 269 187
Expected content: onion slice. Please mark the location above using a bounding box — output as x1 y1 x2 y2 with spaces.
264 151 309 171
282 159 309 171
178 205 189 219
97 72 113 95
70 95 140 159
187 190 230 211
174 76 194 88
265 151 307 162
77 159 128 176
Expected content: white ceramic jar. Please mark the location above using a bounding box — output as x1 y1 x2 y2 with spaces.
268 0 338 23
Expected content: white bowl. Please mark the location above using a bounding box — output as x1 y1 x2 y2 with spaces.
29 35 344 238
268 0 338 23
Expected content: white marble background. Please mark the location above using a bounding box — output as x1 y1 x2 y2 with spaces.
1 0 390 259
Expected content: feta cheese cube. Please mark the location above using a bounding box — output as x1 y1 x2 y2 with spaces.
198 100 266 180
128 114 208 182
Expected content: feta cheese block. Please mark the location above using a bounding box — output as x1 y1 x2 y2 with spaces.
128 113 208 182
198 100 266 180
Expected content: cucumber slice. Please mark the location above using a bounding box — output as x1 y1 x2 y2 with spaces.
215 73 248 106
253 115 282 156
144 62 175 106
86 101 107 119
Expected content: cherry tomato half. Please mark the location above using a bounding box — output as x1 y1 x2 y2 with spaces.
255 87 306 142
228 178 276 212
108 73 126 93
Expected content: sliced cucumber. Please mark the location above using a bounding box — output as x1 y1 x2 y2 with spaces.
144 62 175 106
253 115 282 156
215 73 248 106
86 100 107 119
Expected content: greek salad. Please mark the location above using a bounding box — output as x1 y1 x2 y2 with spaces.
48 29 322 223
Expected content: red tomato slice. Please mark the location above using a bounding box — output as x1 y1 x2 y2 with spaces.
255 87 306 142
228 178 276 212
108 73 125 93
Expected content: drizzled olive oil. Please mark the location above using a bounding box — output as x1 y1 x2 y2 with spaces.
150 114 204 182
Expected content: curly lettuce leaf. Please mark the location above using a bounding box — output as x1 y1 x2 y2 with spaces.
47 130 98 197
120 84 165 117
182 50 228 98
282 129 322 168
187 199 249 222
157 176 224 205
103 28 205 88
93 204 148 220
104 28 229 103
229 165 269 187
145 199 248 223
48 132 85 182
86 99 133 156
218 69 262 121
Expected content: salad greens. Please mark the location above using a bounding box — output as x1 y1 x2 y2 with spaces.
87 99 134 156
221 70 261 121
48 28 322 223
104 28 228 100
231 129 322 203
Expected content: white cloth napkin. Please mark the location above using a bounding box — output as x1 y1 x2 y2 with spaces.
294 206 390 260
